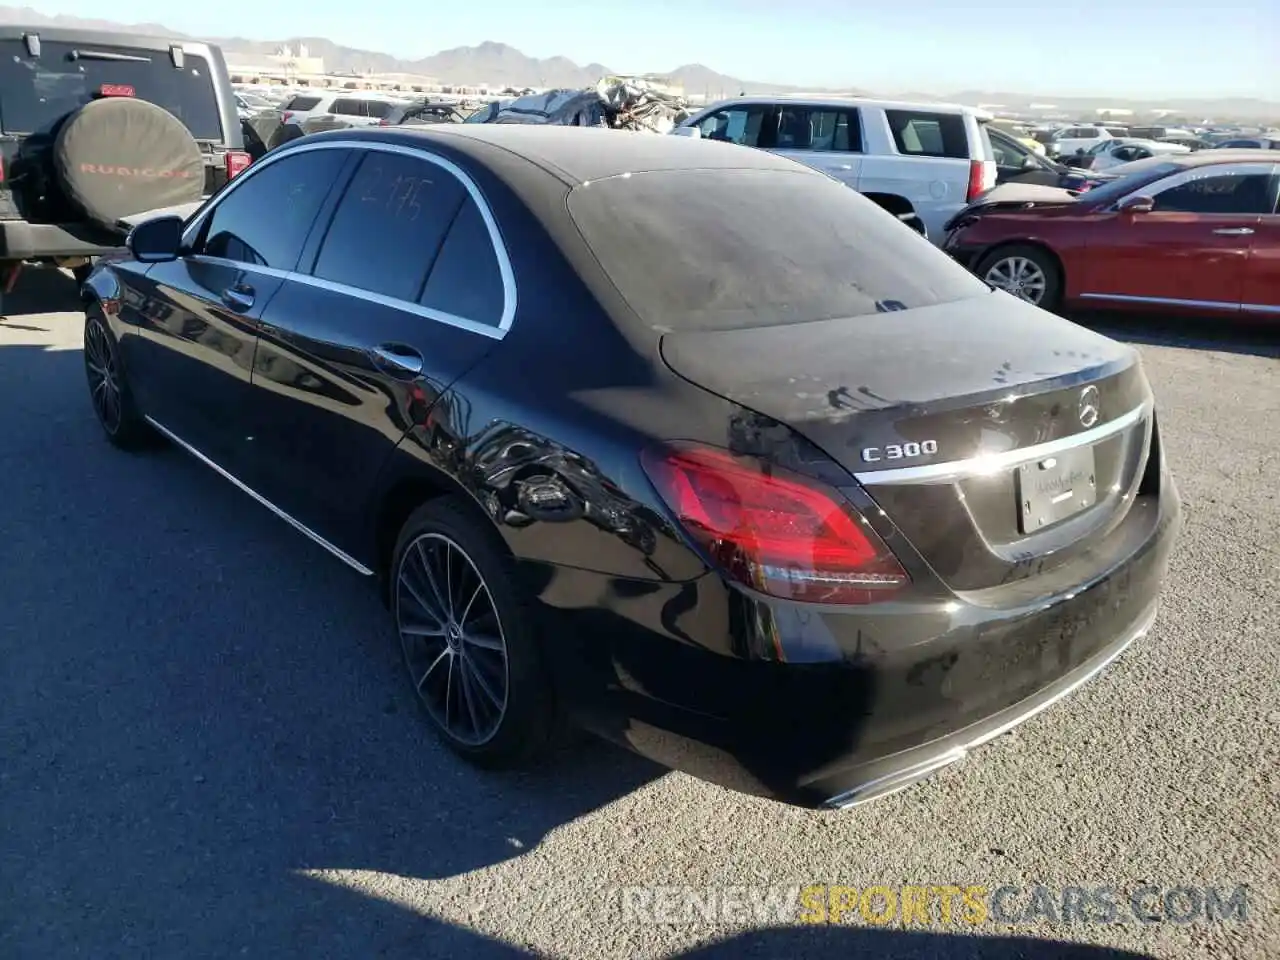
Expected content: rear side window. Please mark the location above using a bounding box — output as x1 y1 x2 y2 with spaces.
885 110 969 159
311 151 466 302
199 149 349 269
567 168 990 332
331 98 365 116
419 197 505 326
0 40 222 139
285 95 322 111
776 106 861 153
365 101 395 120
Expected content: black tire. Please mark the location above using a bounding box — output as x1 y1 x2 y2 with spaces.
975 243 1064 312
391 497 555 767
83 305 156 450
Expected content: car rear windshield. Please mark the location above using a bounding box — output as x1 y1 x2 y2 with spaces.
0 40 223 139
566 168 991 332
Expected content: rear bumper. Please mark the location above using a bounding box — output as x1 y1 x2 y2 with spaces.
528 463 1180 808
0 220 123 260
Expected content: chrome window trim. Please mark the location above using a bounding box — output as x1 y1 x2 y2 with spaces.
181 138 518 337
854 400 1151 486
143 415 375 576
1109 160 1279 211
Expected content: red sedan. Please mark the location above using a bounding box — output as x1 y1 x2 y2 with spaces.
943 151 1279 319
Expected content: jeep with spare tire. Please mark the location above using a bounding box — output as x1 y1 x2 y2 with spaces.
0 25 250 310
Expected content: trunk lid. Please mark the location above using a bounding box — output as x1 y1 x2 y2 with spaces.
660 291 1155 593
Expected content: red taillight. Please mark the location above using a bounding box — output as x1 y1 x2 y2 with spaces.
641 444 908 604
378 118 391 126
966 160 986 203
281 111 294 124
225 151 251 179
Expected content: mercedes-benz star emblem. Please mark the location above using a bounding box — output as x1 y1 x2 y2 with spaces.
1078 385 1101 428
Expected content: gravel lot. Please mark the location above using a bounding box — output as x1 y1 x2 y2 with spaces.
1 270 1276 960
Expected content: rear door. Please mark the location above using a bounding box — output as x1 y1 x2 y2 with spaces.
127 146 350 471
1240 164 1280 315
1083 161 1274 308
245 143 508 553
769 104 864 188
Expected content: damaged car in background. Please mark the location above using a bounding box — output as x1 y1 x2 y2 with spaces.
465 76 692 133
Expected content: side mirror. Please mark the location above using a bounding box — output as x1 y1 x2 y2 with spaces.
1117 195 1155 214
671 126 701 139
126 215 184 263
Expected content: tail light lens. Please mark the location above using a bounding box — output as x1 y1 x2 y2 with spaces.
281 111 294 124
642 444 908 604
225 151 251 179
966 160 987 203
378 117 391 126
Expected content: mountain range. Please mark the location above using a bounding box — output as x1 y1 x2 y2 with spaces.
2 6 1277 119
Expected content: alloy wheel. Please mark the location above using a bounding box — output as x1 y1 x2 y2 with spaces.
395 532 510 746
984 256 1048 304
84 319 122 434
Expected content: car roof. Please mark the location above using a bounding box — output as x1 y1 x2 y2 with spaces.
1158 149 1278 167
0 23 218 53
306 124 815 185
694 94 992 119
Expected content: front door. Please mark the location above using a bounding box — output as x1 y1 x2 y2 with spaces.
128 145 354 472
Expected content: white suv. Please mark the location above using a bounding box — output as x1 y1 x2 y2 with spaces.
674 96 997 243
280 91 414 127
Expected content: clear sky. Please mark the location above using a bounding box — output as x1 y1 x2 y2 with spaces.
35 0 1280 99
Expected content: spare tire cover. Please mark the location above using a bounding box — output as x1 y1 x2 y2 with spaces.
55 97 206 228
267 122 306 150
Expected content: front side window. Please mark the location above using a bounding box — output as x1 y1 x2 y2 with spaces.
1151 172 1274 215
311 151 467 301
885 110 969 159
198 149 349 269
694 106 772 148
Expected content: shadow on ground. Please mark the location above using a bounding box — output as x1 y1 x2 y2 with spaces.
0 337 663 957
0 265 85 324
1069 310 1279 359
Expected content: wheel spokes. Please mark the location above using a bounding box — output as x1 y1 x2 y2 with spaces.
394 532 510 746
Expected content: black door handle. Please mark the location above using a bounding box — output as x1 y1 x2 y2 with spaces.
220 285 255 311
371 343 423 378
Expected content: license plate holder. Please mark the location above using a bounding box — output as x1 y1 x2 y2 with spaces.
1016 445 1097 534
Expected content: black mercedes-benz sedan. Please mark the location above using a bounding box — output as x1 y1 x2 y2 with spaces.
81 125 1180 809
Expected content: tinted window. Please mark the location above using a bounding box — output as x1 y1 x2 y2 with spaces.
0 40 222 138
419 198 505 326
1152 173 1273 214
365 101 396 119
694 106 772 147
989 132 1024 167
312 151 466 301
285 94 322 111
776 107 861 152
885 110 969 159
567 168 990 332
200 149 348 268
1082 161 1183 204
331 98 364 115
